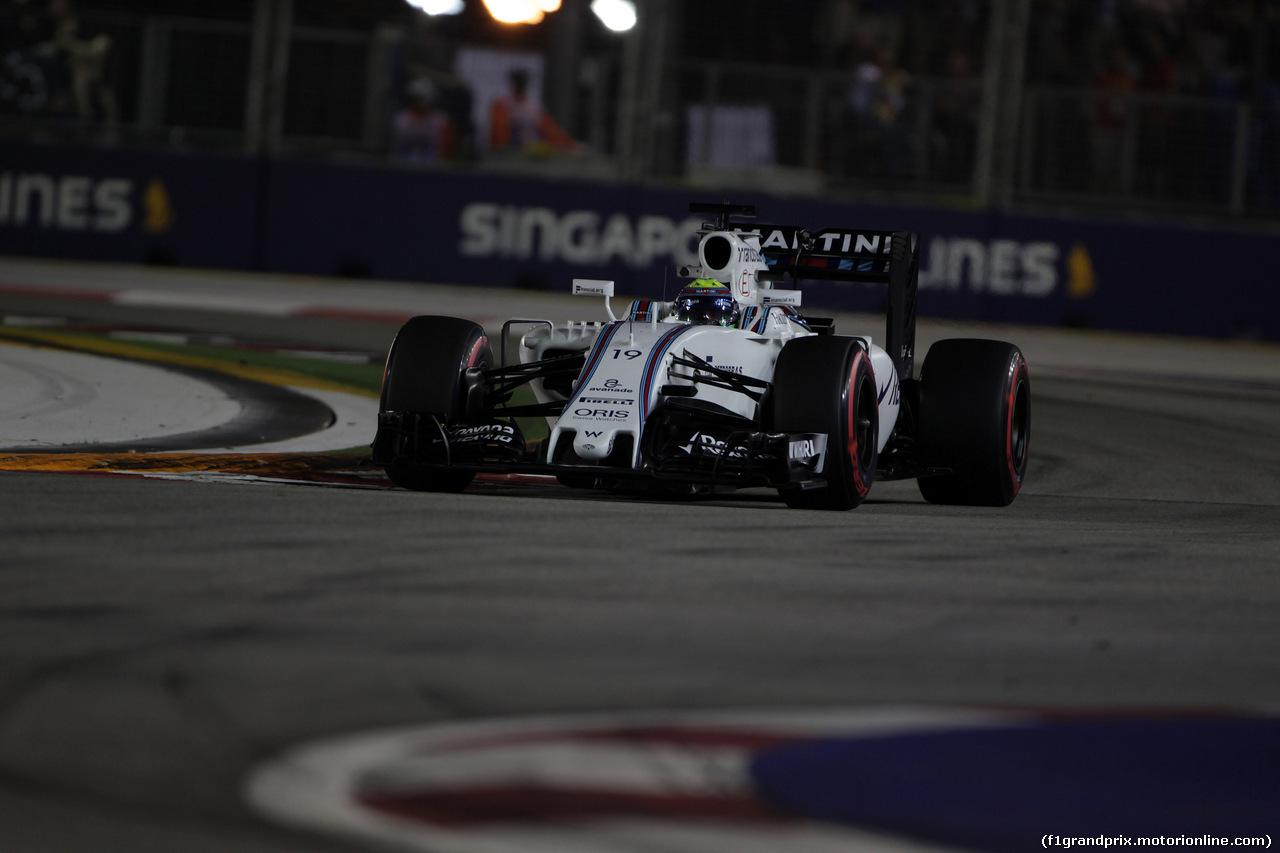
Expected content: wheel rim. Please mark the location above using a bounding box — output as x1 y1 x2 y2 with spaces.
843 351 876 498
855 374 877 474
1007 371 1030 483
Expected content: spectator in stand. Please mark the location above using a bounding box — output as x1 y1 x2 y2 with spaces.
1089 41 1138 193
1137 30 1178 194
1253 79 1280 212
812 0 861 72
1141 31 1179 100
1 0 37 55
1130 0 1188 42
391 77 454 163
487 68 579 155
847 42 913 179
39 0 74 107
1200 42 1246 205
55 9 116 125
930 46 980 183
1 0 68 114
397 10 476 162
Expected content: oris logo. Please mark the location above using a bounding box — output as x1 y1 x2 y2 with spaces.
573 408 629 420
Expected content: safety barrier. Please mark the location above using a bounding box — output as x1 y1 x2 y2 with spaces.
1 139 1277 340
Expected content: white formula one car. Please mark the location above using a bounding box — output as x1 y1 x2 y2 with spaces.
372 203 1030 509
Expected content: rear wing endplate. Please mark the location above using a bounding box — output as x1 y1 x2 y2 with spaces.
758 225 920 381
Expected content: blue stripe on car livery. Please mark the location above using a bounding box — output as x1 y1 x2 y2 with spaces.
565 322 624 403
639 326 689 424
627 300 654 322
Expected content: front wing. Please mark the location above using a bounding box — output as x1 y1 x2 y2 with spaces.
372 410 831 491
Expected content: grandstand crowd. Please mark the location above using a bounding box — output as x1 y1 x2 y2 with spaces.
3 0 1277 212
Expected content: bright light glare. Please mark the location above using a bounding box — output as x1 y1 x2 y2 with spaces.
591 0 636 32
406 0 464 14
535 0 562 11
483 0 544 24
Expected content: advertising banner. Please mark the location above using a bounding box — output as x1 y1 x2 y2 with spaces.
3 140 1277 340
0 140 260 269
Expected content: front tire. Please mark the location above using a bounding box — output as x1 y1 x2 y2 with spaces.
770 336 878 510
916 338 1030 506
377 316 492 492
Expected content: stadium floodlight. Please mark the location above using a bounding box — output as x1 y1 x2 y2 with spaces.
590 0 636 32
406 0 465 14
483 0 544 24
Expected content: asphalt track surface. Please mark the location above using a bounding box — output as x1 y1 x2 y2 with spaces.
1 256 1279 851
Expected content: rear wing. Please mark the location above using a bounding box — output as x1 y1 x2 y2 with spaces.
688 204 919 380
775 228 918 380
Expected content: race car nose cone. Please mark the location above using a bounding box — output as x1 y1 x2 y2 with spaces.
573 432 613 461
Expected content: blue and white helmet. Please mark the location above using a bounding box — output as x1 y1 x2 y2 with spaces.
672 279 739 327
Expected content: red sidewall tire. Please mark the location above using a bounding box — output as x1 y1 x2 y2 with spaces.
917 339 1030 507
771 336 878 511
844 348 876 501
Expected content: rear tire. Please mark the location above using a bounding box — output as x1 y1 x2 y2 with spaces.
378 316 492 492
917 338 1030 506
771 336 878 510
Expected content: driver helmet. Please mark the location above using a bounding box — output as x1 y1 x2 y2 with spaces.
672 279 740 327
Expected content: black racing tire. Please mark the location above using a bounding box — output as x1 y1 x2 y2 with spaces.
916 338 1030 507
379 315 492 492
770 335 878 510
